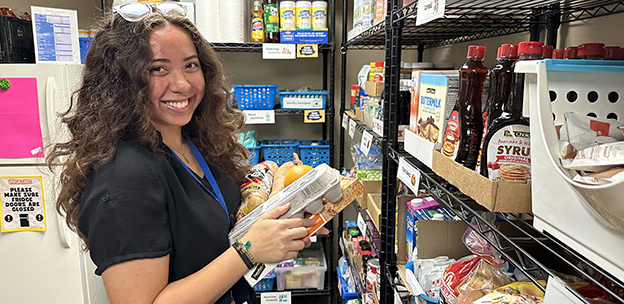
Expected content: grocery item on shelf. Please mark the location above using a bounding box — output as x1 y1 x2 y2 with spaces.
561 112 623 151
604 46 621 60
542 45 554 59
253 270 277 291
236 161 279 220
415 73 459 145
564 46 578 59
397 79 411 126
295 1 312 29
368 61 376 82
480 41 543 182
408 62 435 133
579 43 606 60
441 45 488 169
553 49 564 59
476 44 518 172
312 1 328 29
264 0 280 43
279 0 296 30
372 61 385 82
471 282 545 304
276 242 327 290
251 0 265 43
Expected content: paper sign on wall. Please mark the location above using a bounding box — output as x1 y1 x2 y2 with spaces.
263 43 296 59
243 110 275 124
416 0 446 26
0 78 45 158
31 6 80 64
1 176 46 232
397 157 421 194
261 291 291 304
304 110 325 123
360 131 373 155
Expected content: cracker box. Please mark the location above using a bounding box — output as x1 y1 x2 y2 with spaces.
415 73 459 147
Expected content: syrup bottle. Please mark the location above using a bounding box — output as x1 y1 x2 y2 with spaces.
475 44 518 171
441 45 488 170
480 41 543 182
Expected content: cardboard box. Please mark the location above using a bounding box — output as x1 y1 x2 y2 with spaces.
432 150 532 212
367 197 381 232
355 108 365 122
365 80 384 97
367 192 381 212
280 29 328 44
355 179 382 209
414 220 472 260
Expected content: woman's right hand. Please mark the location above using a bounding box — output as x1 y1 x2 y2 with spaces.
240 203 316 264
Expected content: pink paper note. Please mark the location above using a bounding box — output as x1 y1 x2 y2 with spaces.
0 78 45 158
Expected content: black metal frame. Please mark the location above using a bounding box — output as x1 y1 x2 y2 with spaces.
337 0 624 303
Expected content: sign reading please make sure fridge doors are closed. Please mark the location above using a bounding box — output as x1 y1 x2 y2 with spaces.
1 177 46 232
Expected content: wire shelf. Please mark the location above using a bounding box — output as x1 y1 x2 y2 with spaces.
211 42 333 52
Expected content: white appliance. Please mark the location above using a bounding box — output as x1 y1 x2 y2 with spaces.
0 64 109 303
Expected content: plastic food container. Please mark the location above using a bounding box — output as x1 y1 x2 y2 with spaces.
275 242 327 290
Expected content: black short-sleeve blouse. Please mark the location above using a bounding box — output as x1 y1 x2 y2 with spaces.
78 137 257 304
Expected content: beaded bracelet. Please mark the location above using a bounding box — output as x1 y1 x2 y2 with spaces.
233 239 257 269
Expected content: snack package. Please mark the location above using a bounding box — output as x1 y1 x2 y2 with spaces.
564 112 624 151
455 259 512 296
573 167 624 185
236 161 278 220
562 141 624 172
228 164 364 287
453 289 490 304
462 212 504 266
441 256 482 301
472 282 545 304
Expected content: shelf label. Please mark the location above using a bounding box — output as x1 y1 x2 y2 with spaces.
261 291 292 304
263 43 296 59
357 212 368 239
416 0 446 26
360 131 373 155
304 110 325 123
243 110 275 124
342 113 349 129
296 44 318 58
348 119 357 139
397 157 421 194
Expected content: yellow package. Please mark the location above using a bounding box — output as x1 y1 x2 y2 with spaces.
472 282 545 304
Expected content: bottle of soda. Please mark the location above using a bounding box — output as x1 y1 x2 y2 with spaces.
264 0 280 43
475 44 518 171
441 45 488 170
480 41 543 182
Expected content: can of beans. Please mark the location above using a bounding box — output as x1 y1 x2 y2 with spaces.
366 258 380 293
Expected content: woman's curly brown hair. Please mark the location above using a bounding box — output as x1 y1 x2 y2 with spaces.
46 11 250 247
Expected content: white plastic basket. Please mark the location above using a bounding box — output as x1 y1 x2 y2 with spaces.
516 59 624 280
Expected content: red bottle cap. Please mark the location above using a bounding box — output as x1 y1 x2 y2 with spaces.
564 46 578 59
552 49 564 59
604 46 621 60
467 45 486 59
499 44 518 59
542 45 554 58
518 41 544 55
578 43 605 58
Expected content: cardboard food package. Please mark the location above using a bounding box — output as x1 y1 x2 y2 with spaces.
228 164 364 287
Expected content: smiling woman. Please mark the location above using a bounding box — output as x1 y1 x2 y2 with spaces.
45 5 324 304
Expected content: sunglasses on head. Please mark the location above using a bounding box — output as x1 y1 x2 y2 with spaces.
113 2 187 22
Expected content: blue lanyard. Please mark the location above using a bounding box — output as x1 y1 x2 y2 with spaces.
166 140 230 228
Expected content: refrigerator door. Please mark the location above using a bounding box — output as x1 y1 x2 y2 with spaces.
0 63 82 165
0 165 108 303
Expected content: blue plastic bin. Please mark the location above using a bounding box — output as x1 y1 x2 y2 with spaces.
337 267 357 302
79 37 93 64
233 85 278 110
298 140 330 167
278 91 328 110
253 271 276 291
261 139 299 167
246 146 261 166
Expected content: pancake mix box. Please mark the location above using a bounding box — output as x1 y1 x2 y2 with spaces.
414 74 459 147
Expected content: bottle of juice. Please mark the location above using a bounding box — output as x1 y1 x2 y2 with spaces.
251 0 265 43
475 44 517 171
441 45 488 169
480 41 543 182
264 0 280 43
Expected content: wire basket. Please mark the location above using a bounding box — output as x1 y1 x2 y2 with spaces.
232 85 278 110
298 140 330 167
261 139 299 166
246 146 261 166
253 271 276 291
279 91 328 109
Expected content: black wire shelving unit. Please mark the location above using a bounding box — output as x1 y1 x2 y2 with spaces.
338 0 624 303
